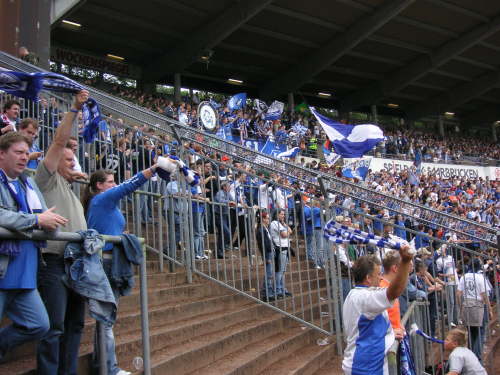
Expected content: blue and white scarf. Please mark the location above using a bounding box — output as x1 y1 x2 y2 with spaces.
156 155 200 187
409 323 444 344
0 169 44 257
0 69 101 144
323 219 411 251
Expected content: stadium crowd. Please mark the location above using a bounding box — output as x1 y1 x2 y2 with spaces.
0 80 498 375
79 79 500 164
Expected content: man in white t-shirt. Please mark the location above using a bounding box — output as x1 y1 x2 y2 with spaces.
457 259 493 360
342 243 414 375
436 244 459 326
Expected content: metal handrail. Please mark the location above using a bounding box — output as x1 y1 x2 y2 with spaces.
0 228 152 375
0 51 495 244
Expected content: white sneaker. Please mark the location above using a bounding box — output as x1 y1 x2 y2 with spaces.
202 255 209 260
195 255 203 260
117 370 132 375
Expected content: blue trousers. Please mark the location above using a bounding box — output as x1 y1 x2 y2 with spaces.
275 249 289 295
0 288 49 358
93 259 121 375
37 255 85 375
261 251 275 298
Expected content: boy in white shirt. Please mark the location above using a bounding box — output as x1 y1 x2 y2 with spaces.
444 329 487 375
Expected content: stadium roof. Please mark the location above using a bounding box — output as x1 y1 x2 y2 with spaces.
51 0 500 126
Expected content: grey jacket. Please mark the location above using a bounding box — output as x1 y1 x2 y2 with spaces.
0 173 48 278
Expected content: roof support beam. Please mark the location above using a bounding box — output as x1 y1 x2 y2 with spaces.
407 70 500 120
259 0 415 99
340 14 500 111
144 0 272 81
461 105 500 126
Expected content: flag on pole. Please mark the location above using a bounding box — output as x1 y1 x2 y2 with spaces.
310 107 383 158
253 99 268 114
277 147 300 159
228 93 247 110
294 102 309 115
342 158 371 180
265 100 284 120
323 139 341 166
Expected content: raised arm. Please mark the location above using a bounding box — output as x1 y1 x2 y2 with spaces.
43 90 88 173
387 245 414 301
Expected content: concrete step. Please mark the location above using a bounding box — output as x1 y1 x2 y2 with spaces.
80 292 252 345
186 325 319 375
259 336 336 375
310 357 343 375
119 281 230 313
143 313 293 375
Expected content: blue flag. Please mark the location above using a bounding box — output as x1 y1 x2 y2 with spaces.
277 147 300 159
414 148 422 174
265 100 284 120
311 107 383 158
0 70 82 101
82 98 102 143
228 93 247 111
342 158 371 180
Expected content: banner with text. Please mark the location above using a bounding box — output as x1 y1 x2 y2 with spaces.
367 157 498 180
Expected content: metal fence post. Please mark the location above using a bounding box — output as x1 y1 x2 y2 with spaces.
158 198 164 273
139 239 151 375
97 322 107 375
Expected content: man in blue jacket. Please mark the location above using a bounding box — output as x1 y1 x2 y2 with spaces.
0 132 67 361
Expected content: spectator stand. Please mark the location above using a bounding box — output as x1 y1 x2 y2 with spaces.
1 50 499 370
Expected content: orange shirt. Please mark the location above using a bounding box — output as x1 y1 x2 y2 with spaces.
380 278 403 330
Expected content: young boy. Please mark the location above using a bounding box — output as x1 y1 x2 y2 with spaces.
444 329 487 375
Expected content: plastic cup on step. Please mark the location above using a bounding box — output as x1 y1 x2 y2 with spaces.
317 338 330 346
133 356 144 370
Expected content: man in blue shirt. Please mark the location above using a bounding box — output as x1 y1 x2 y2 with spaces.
0 132 68 361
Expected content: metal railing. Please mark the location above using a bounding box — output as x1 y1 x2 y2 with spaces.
0 228 151 375
0 51 497 247
0 51 498 367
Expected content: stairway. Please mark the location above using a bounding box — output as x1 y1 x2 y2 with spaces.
0 252 343 375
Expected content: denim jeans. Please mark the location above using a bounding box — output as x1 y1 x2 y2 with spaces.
94 259 121 375
192 210 205 257
305 232 316 265
261 250 276 298
37 255 86 375
215 214 230 257
341 277 352 301
313 229 325 267
0 289 49 358
139 181 152 223
275 249 289 295
165 210 181 258
445 284 457 325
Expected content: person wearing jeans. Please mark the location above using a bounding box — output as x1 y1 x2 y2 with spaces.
255 211 275 300
191 182 208 260
0 132 67 362
270 209 292 298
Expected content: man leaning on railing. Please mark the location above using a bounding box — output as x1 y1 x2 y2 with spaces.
0 132 68 362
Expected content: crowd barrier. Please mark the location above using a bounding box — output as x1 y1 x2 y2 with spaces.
0 227 151 375
1 51 499 373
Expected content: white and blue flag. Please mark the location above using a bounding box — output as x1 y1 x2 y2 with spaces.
310 107 383 158
342 158 371 180
228 92 247 111
253 98 268 114
277 147 300 159
265 100 284 120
